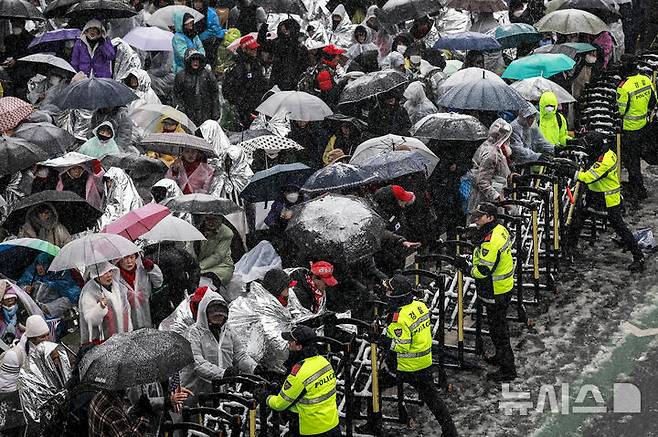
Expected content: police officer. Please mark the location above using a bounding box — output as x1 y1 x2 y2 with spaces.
266 325 341 437
617 63 657 203
383 274 458 437
565 131 645 272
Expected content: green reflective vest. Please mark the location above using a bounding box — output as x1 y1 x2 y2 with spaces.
577 149 621 207
267 355 339 435
617 73 655 131
471 223 514 299
386 300 433 372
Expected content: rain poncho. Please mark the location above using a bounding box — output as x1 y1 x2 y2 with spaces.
172 11 206 75
79 121 121 159
119 68 161 114
150 177 191 223
403 81 438 124
89 106 135 153
70 20 116 78
165 156 216 195
187 222 235 285
97 167 144 230
345 25 379 60
538 91 569 147
363 5 391 61
180 291 257 396
48 152 104 210
326 4 356 49
509 110 555 164
111 37 143 81
117 257 163 329
17 203 72 247
194 0 226 42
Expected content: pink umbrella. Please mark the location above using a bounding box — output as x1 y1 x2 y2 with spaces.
102 203 171 241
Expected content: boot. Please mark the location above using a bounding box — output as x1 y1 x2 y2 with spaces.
487 368 517 382
629 257 645 272
483 354 500 366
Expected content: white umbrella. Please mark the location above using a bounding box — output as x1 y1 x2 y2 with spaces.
535 9 608 35
18 53 76 75
130 104 197 133
255 91 333 121
510 76 577 103
146 5 203 30
439 67 506 91
49 233 141 271
140 215 205 242
123 26 174 52
350 134 439 174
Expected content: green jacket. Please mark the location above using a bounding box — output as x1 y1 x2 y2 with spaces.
188 223 235 285
617 73 655 131
538 91 570 147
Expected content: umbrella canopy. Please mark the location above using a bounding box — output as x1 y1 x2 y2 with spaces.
357 150 435 180
439 67 506 91
490 23 541 49
123 26 174 52
443 60 463 77
3 190 102 235
256 91 333 122
239 135 304 154
502 53 576 80
140 215 205 242
52 77 138 111
0 0 44 20
509 76 577 103
286 194 386 263
49 233 141 271
18 53 76 76
101 153 168 181
533 42 597 59
409 112 489 141
0 238 60 280
140 133 217 158
339 69 408 105
437 76 528 111
380 0 444 23
301 163 377 194
80 329 193 390
146 5 204 30
28 29 81 50
551 0 620 20
13 122 76 153
434 32 502 51
351 134 438 169
131 104 196 134
0 96 33 132
162 194 241 216
444 0 507 11
102 203 171 241
240 163 314 203
65 0 137 19
43 0 77 18
535 9 608 35
0 137 50 177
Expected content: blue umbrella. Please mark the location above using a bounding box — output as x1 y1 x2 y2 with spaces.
28 28 81 50
434 32 501 51
357 150 435 182
491 23 541 49
240 163 314 203
301 163 377 194
502 53 576 80
437 76 528 111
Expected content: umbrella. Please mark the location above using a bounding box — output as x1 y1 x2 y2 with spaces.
65 0 137 19
80 329 193 390
130 104 196 134
551 0 620 20
285 194 386 263
140 215 206 242
444 0 507 11
140 132 217 158
0 238 60 280
162 194 241 216
301 163 377 194
43 0 77 18
52 77 138 111
146 5 204 30
502 53 576 80
40 151 99 170
255 91 333 122
439 67 506 91
123 26 174 52
357 150 435 180
533 42 597 59
0 0 44 20
437 75 528 111
102 204 171 241
28 29 81 50
229 129 272 144
509 76 577 103
434 32 502 51
239 135 304 154
240 163 314 203
0 96 32 132
18 53 76 76
535 9 608 35
49 233 141 271
490 23 541 49
13 122 76 153
339 70 408 105
101 153 168 181
3 190 102 235
351 134 439 172
0 137 50 177
379 0 444 23
409 113 489 141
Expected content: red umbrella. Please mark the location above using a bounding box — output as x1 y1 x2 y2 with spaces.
0 97 33 132
102 203 171 241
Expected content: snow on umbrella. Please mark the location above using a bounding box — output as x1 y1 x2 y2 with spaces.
256 91 333 122
52 77 138 111
18 53 76 77
239 135 304 155
350 134 438 172
80 328 193 390
535 9 608 35
357 150 435 181
13 122 76 153
379 0 444 23
49 233 141 271
510 76 577 103
101 153 168 180
444 0 507 12
240 163 314 203
434 31 502 51
409 113 489 141
0 238 60 280
490 23 541 49
551 0 620 20
439 67 506 91
0 96 33 132
131 104 196 134
140 132 217 158
146 5 204 30
0 0 44 20
123 26 174 52
437 75 528 111
65 0 137 19
3 190 102 235
42 0 77 18
339 69 408 105
102 203 171 242
0 137 50 177
28 28 81 50
286 194 387 264
502 53 576 80
301 163 377 194
162 194 242 216
140 215 206 242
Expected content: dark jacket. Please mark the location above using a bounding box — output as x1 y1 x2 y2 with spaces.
223 51 269 118
288 123 328 170
258 19 308 91
289 268 316 313
367 102 412 136
372 186 409 276
173 49 221 126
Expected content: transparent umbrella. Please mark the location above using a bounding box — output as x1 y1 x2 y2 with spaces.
49 233 141 272
256 91 333 121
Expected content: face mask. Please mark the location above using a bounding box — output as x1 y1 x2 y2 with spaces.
585 54 597 64
98 134 112 143
36 168 49 178
396 44 407 55
285 192 300 203
2 304 17 320
512 4 526 17
49 75 62 86
544 105 556 113
12 27 23 35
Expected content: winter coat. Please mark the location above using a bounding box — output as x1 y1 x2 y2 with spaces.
403 81 438 124
538 91 569 147
173 50 220 126
118 259 163 329
229 4 267 35
17 203 72 247
97 167 144 230
119 68 161 114
172 10 206 75
509 117 555 164
288 267 327 314
194 3 226 42
187 223 235 285
89 107 134 153
70 22 116 78
327 4 356 49
260 18 308 91
222 51 270 118
147 51 175 101
180 291 257 396
363 5 391 62
79 121 121 158
166 159 215 194
367 102 412 136
54 161 104 211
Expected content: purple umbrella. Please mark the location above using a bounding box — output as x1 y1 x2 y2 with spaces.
28 28 81 50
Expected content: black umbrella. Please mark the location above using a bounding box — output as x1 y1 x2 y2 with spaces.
0 137 50 178
101 153 168 181
377 0 443 23
13 122 75 154
0 0 44 20
285 194 387 264
437 76 528 111
356 150 435 181
409 112 489 141
3 190 102 235
301 163 377 194
141 132 218 158
65 0 138 19
339 70 408 105
556 0 620 21
163 193 242 215
52 77 138 111
43 0 77 18
80 329 193 390
240 163 314 203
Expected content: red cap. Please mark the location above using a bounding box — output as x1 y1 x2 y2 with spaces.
239 35 260 50
391 185 415 203
190 286 209 320
310 261 338 287
322 44 345 56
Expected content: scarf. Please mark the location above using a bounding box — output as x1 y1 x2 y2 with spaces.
2 306 17 327
305 274 324 313
119 267 136 289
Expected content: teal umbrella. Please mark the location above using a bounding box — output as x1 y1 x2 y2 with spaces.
502 54 576 80
491 23 541 49
533 42 597 59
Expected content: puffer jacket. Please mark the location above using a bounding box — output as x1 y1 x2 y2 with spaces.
173 49 220 126
172 10 206 75
187 222 235 285
70 21 116 78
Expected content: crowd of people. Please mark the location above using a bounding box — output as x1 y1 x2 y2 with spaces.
0 0 655 435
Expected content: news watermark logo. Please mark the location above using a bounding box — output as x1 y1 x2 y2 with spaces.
499 383 641 416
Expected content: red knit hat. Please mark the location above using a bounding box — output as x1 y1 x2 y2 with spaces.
239 35 260 50
190 286 209 320
322 44 345 56
391 185 415 203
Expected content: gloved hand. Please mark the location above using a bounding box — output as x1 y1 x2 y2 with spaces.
141 257 155 272
133 394 154 417
538 153 553 162
453 256 471 273
253 364 265 375
222 366 240 378
253 384 269 403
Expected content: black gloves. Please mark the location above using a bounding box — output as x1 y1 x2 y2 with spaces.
222 366 240 378
453 256 471 272
133 394 154 417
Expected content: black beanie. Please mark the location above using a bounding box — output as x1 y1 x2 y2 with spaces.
262 268 291 297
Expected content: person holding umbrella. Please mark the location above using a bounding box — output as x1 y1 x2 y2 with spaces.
70 20 117 79
17 203 72 247
166 147 215 194
89 105 135 153
117 253 163 329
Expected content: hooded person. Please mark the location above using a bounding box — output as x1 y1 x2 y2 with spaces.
173 49 220 126
0 288 23 345
187 214 235 287
537 91 570 147
78 121 121 159
345 25 379 60
192 0 227 68
117 253 163 329
166 146 215 194
172 10 206 75
403 81 438 124
509 102 555 164
89 106 135 153
79 261 132 344
120 68 162 113
70 19 116 78
363 5 391 62
259 18 309 91
52 155 105 210
97 167 144 230
17 202 72 247
367 90 412 136
180 290 257 396
327 4 356 49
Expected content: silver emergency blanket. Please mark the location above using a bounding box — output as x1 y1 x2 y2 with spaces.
17 341 71 425
224 240 282 303
158 295 194 335
112 37 143 81
249 109 291 138
97 167 144 230
57 109 94 141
